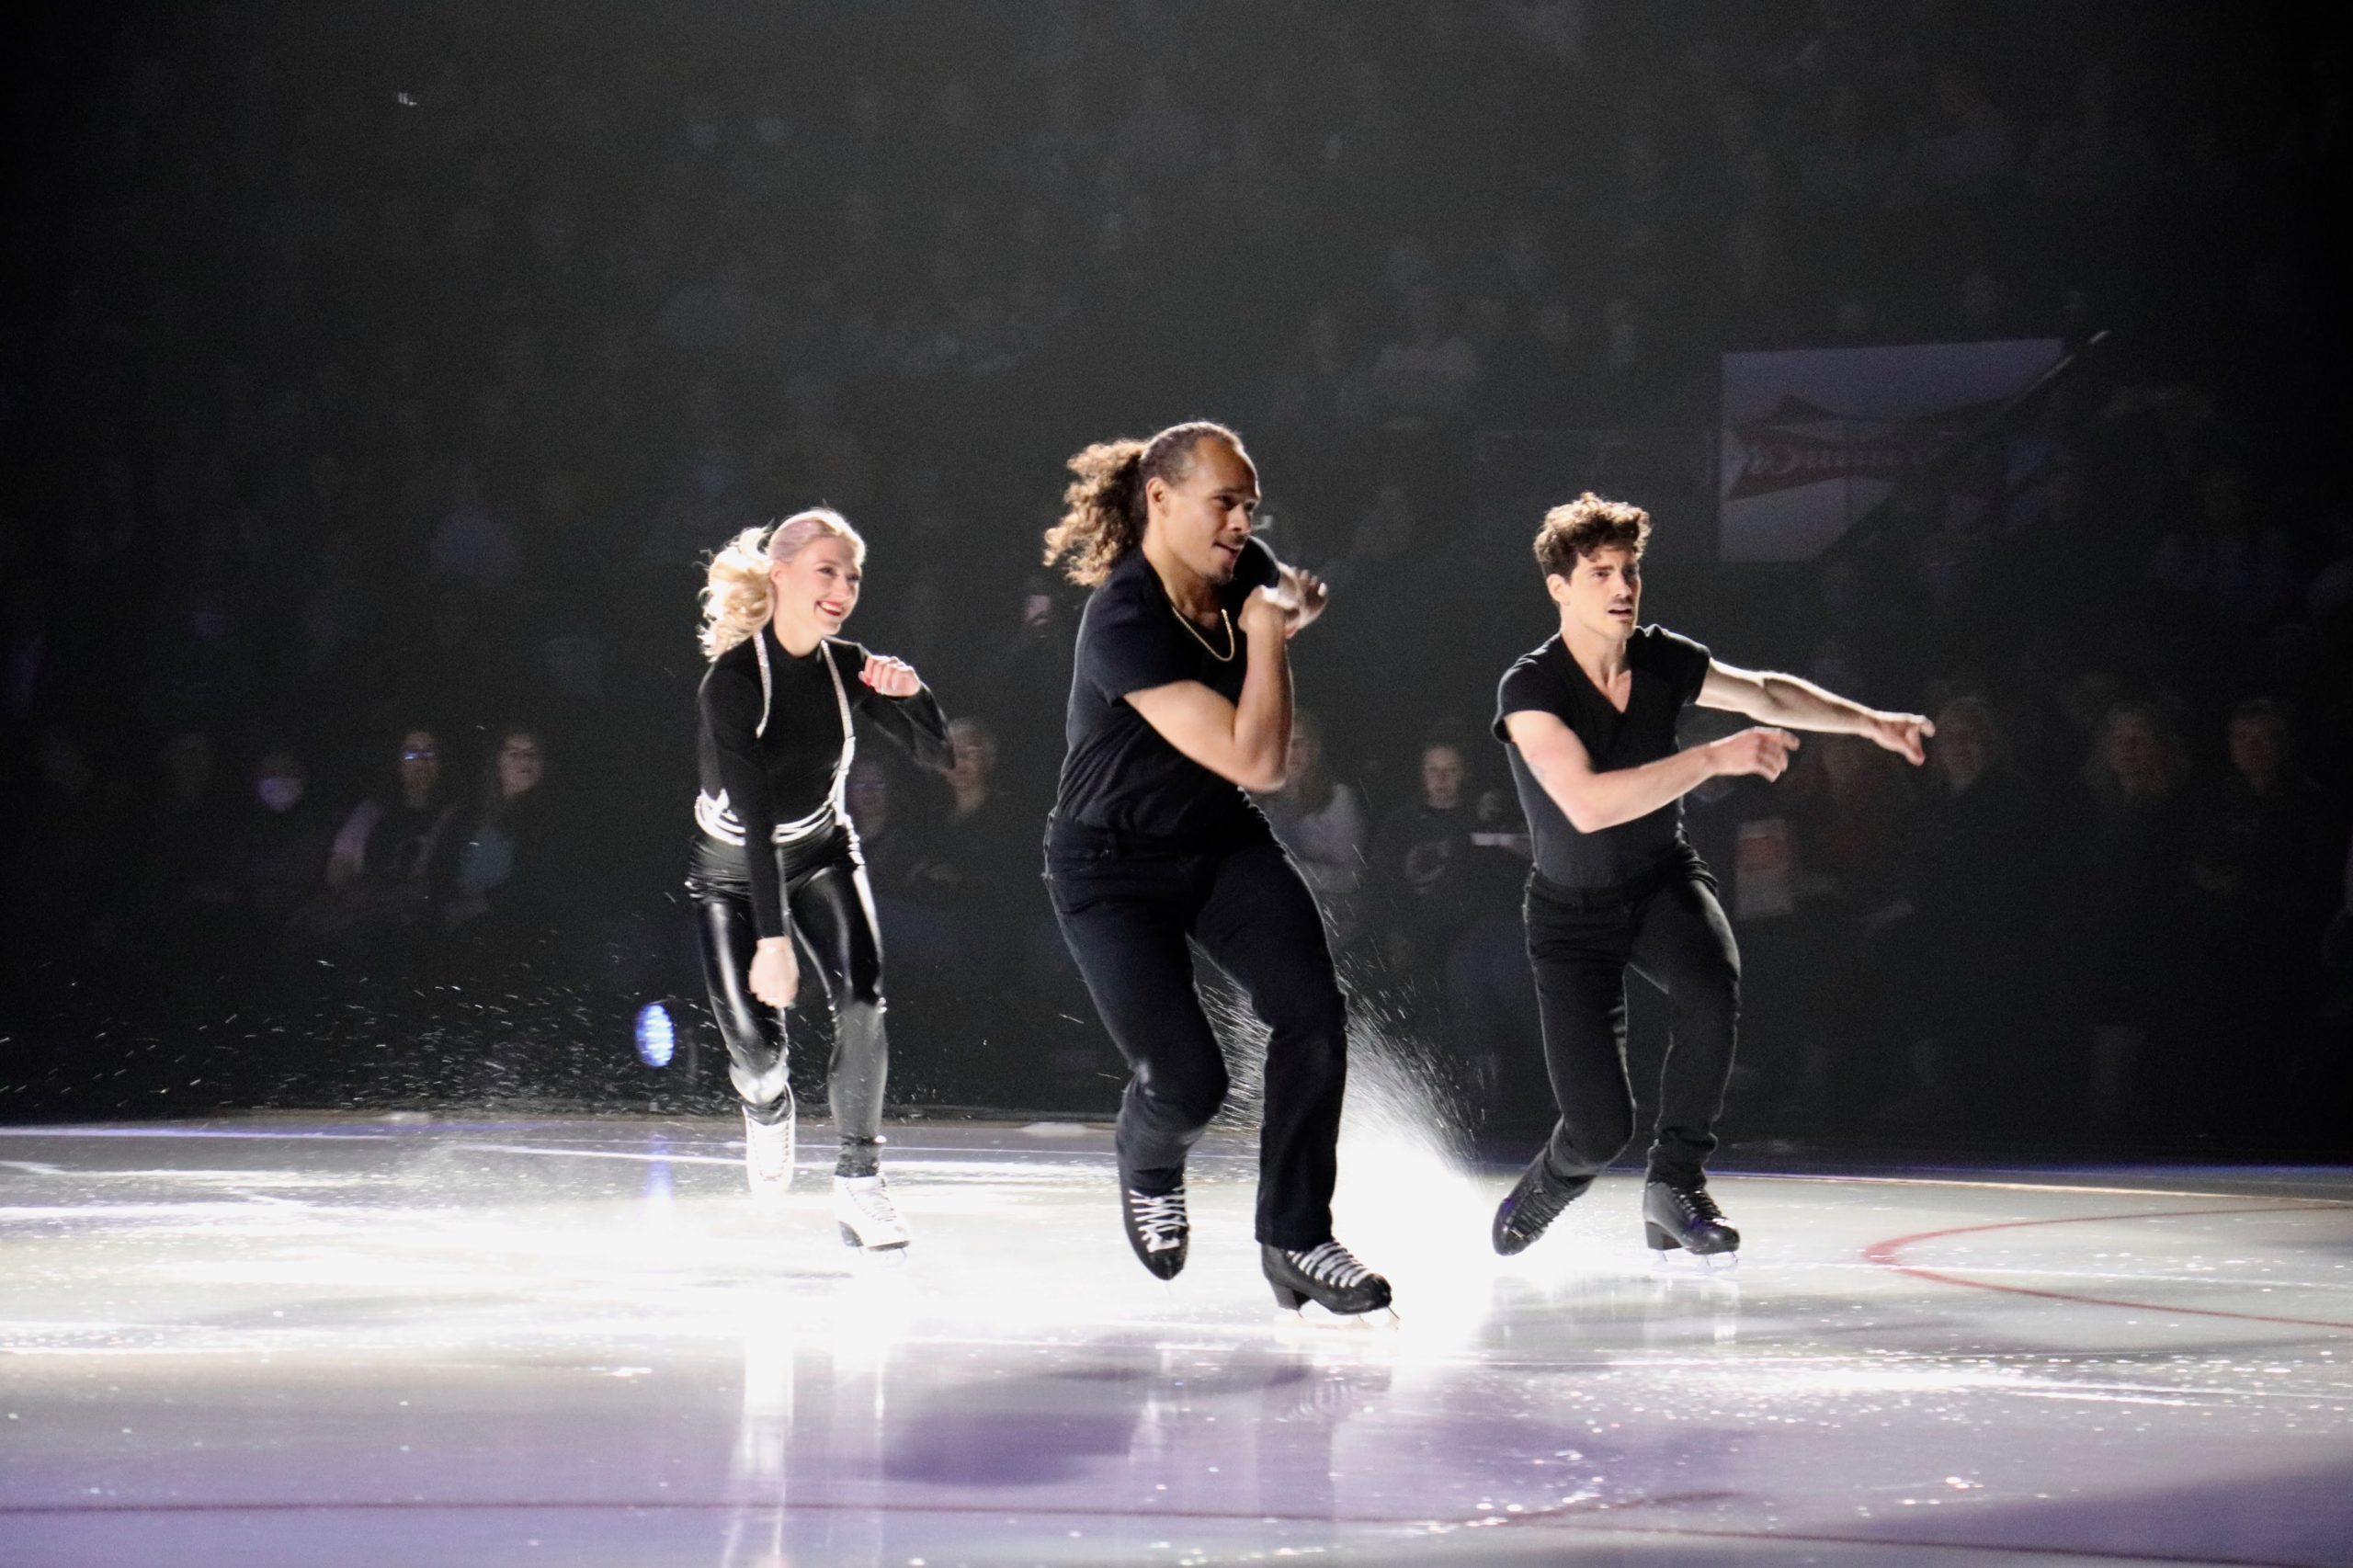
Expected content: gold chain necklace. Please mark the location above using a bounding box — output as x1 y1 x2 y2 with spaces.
1167 598 1237 662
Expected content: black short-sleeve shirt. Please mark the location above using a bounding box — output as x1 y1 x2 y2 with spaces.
1053 537 1282 840
1494 625 1712 889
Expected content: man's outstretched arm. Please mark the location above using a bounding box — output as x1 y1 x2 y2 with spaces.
1505 708 1798 834
1697 661 1933 766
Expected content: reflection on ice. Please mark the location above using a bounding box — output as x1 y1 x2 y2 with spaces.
0 1116 2347 1567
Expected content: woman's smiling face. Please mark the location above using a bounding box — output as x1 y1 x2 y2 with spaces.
772 535 863 633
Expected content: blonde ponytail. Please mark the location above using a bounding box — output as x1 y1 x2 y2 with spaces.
699 526 775 661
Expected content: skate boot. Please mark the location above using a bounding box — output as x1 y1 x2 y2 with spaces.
833 1173 910 1252
1120 1183 1189 1279
742 1099 795 1199
1262 1240 1392 1318
1643 1178 1739 1258
1491 1150 1595 1256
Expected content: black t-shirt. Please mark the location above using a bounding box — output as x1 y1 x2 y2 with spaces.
1054 537 1282 841
1493 625 1712 889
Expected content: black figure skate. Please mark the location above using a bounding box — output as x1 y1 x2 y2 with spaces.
1491 1150 1596 1256
1120 1182 1189 1279
1643 1178 1740 1265
1262 1240 1393 1321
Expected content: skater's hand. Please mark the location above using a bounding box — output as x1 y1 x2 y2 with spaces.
1237 586 1289 640
859 653 921 698
1244 564 1326 640
749 937 800 1010
1864 710 1934 766
1271 563 1328 636
1707 726 1799 781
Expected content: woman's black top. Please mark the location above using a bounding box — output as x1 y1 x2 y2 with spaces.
1054 537 1281 842
1494 625 1712 890
696 626 949 937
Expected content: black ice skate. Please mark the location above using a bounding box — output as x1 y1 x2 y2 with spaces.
1491 1150 1595 1256
1262 1241 1392 1317
1120 1183 1189 1279
1643 1179 1740 1258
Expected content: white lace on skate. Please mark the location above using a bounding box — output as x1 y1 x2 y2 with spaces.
742 1106 794 1198
833 1174 910 1251
1285 1241 1374 1288
1126 1190 1188 1255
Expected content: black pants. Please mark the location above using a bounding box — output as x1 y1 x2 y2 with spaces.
688 824 888 1170
1046 819 1347 1249
1525 853 1740 1188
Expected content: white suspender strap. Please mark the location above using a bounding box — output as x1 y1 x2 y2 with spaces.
820 638 858 820
751 630 774 741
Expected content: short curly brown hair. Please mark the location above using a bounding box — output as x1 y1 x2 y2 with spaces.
1533 492 1651 580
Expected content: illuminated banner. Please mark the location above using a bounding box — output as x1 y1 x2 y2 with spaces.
1719 339 2062 562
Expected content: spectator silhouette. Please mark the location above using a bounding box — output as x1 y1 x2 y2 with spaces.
2069 700 2195 1135
1868 697 2048 1131
226 745 335 960
432 728 580 975
1259 708 1370 952
2184 699 2350 1127
295 727 457 985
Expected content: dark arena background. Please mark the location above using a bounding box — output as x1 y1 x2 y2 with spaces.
4 4 2350 1565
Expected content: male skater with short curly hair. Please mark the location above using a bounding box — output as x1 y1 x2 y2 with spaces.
1490 493 1932 1259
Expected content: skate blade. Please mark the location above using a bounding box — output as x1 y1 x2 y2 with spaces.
1275 1303 1400 1331
838 1219 911 1249
1648 1245 1739 1276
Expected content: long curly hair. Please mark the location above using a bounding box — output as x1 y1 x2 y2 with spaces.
699 508 866 661
1042 420 1242 586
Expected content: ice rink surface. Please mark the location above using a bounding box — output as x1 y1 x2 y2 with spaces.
2 1113 2347 1567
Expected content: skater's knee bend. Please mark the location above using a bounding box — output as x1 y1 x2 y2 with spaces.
1667 953 1739 1022
1557 1102 1637 1170
1694 967 1740 1027
1135 1055 1230 1131
1264 978 1347 1051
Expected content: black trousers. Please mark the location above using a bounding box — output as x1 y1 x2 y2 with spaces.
688 824 888 1166
1046 819 1347 1249
1525 852 1740 1188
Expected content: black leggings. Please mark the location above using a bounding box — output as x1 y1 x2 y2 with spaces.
688 825 888 1171
1046 820 1347 1250
1525 855 1740 1188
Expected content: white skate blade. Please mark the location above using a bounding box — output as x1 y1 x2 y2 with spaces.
842 1237 911 1270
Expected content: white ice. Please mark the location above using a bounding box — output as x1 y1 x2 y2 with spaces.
1 1114 2347 1566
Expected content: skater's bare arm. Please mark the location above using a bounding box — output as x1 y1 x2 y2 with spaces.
1504 709 1796 833
1698 661 1933 766
1124 581 1308 793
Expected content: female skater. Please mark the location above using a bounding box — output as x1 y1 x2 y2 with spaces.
1042 420 1391 1318
691 509 949 1251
